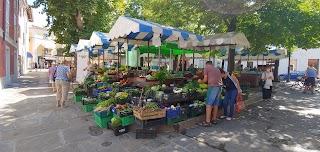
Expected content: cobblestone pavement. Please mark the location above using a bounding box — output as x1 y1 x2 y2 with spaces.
0 70 319 152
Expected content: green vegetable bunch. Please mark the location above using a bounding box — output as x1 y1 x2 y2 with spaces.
145 102 159 109
111 117 122 127
154 69 169 84
83 97 98 105
193 100 206 107
84 77 94 85
73 88 86 96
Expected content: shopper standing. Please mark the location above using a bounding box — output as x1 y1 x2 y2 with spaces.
261 66 274 101
55 60 72 108
48 63 57 92
219 69 242 120
83 61 94 78
198 61 222 126
304 64 317 94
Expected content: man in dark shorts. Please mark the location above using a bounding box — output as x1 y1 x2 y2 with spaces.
198 61 222 126
304 65 317 94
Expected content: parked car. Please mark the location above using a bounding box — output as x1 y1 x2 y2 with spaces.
279 71 306 81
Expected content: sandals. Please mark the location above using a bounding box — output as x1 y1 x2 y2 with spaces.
211 119 217 125
199 121 212 127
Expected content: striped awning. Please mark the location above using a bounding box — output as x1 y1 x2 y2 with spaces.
108 16 202 48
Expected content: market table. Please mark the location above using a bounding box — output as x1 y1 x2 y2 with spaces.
239 71 262 87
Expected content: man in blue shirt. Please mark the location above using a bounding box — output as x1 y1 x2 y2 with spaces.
304 64 317 94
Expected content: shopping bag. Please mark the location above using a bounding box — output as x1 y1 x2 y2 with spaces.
235 94 246 113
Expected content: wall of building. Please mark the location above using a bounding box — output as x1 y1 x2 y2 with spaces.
18 0 30 75
279 48 320 74
0 0 19 89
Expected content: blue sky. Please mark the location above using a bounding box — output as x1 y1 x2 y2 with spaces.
27 0 47 27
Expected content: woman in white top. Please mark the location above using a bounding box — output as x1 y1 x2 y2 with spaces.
261 66 274 101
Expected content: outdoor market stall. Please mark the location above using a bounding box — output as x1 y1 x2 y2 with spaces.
221 48 287 87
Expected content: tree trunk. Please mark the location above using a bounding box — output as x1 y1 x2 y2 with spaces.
226 16 237 72
75 10 83 29
273 59 279 82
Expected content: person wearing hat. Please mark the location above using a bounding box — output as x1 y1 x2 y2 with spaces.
48 63 57 92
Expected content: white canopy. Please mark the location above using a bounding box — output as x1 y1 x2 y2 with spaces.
108 16 202 48
140 53 156 58
69 44 77 53
187 32 250 51
185 53 203 58
76 39 91 51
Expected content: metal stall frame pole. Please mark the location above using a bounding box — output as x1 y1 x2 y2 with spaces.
147 41 150 70
98 49 100 68
127 39 129 69
117 42 120 70
158 46 161 69
182 49 185 72
170 49 172 71
192 48 195 66
209 46 211 61
213 49 216 67
257 54 259 69
103 50 105 68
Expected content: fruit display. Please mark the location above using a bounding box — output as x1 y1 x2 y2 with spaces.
115 104 133 117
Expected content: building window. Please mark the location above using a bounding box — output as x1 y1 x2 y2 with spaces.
6 0 10 34
290 65 294 71
43 33 49 40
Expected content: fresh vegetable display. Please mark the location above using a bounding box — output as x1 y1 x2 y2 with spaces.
82 97 98 105
115 104 133 117
73 88 86 96
98 86 109 90
153 69 169 84
96 98 115 108
145 102 159 109
115 92 129 104
111 117 122 127
84 77 94 85
199 83 207 89
125 89 140 97
190 100 206 107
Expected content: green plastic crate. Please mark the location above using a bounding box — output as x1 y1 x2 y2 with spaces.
74 95 83 103
188 106 206 118
82 104 96 112
94 113 112 128
166 114 188 125
113 113 134 127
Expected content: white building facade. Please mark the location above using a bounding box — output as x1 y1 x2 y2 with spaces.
279 48 320 74
18 0 33 75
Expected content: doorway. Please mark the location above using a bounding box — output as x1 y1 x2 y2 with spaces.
308 59 319 74
5 47 11 85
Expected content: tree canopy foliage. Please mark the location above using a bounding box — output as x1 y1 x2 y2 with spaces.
34 0 320 54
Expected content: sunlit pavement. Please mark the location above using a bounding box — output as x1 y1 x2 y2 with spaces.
0 71 319 152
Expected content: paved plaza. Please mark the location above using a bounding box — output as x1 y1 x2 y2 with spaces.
0 70 319 152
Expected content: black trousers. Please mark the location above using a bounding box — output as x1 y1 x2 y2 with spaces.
262 86 272 99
